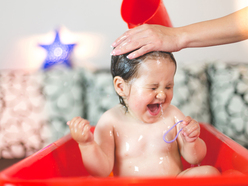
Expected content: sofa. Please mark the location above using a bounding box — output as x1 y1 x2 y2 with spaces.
0 61 247 160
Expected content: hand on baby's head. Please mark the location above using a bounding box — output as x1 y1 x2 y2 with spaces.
181 116 200 143
67 117 94 144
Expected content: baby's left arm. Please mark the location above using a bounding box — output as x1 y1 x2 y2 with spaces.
178 116 207 165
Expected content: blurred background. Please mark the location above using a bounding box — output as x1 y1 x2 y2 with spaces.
0 0 248 171
0 0 248 71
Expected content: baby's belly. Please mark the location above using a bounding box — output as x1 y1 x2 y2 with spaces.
113 154 183 177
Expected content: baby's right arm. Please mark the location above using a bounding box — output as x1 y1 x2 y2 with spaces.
67 116 115 177
67 117 94 144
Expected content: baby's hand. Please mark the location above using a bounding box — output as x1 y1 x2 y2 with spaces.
181 116 200 143
67 117 94 145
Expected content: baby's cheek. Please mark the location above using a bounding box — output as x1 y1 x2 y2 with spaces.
167 91 174 102
128 88 149 111
135 97 147 108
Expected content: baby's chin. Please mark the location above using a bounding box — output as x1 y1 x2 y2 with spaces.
126 111 158 124
140 113 163 124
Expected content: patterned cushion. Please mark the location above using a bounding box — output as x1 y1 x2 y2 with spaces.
0 70 46 158
42 68 86 143
207 62 248 148
1 61 247 159
84 70 119 126
172 63 210 123
0 68 86 158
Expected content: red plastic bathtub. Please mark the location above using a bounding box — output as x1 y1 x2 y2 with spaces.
1 123 248 186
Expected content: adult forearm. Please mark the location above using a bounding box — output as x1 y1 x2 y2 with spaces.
181 7 248 49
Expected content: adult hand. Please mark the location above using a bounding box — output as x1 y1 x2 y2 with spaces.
111 24 185 59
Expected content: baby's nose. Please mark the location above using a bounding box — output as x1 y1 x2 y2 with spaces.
156 91 166 100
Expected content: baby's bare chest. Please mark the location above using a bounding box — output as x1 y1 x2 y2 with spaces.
114 123 177 158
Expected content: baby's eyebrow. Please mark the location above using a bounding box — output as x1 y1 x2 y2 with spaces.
167 83 174 86
146 83 158 87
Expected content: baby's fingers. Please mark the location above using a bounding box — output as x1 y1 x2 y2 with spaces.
184 119 199 134
67 117 93 144
67 117 89 132
67 116 81 126
77 121 93 144
182 116 192 126
182 119 200 141
185 128 200 140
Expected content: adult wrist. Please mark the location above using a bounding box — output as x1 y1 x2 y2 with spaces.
177 26 190 50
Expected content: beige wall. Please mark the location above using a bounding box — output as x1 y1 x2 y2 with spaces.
0 0 247 70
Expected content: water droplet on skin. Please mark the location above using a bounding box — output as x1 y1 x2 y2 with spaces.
174 116 181 123
74 122 78 133
109 131 113 137
126 142 130 152
81 126 86 135
134 166 139 172
159 157 164 164
156 59 161 65
128 78 137 85
138 135 143 142
160 104 164 117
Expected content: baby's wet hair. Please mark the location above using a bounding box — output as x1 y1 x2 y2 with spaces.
111 51 177 110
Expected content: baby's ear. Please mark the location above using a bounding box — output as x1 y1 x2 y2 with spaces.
113 76 129 97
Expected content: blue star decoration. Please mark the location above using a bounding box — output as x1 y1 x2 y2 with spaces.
39 30 76 70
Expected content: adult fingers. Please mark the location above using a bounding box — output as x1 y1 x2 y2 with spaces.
112 30 149 57
111 24 160 58
112 25 145 48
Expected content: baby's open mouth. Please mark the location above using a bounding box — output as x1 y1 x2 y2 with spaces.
147 103 161 116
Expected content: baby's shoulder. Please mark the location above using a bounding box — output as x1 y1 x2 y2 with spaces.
96 104 125 127
165 104 185 118
167 105 181 112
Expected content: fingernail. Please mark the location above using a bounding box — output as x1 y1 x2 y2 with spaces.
112 42 117 47
67 121 70 125
112 49 117 55
112 49 121 56
127 53 135 59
